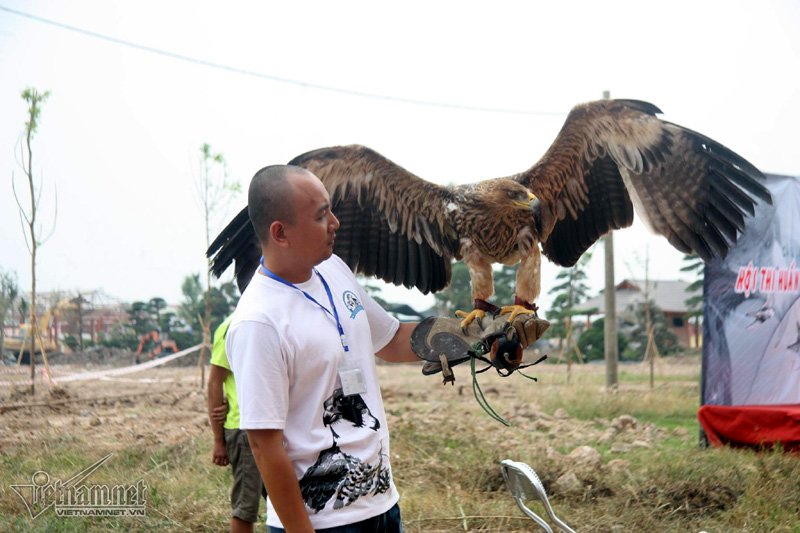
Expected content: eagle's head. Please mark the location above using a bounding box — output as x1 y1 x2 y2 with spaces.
479 179 537 211
473 178 539 232
322 388 345 427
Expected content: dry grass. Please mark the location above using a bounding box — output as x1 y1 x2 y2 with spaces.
1 358 799 532
382 360 800 532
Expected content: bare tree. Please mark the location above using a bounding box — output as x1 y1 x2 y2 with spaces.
548 250 595 383
194 143 239 387
12 87 55 394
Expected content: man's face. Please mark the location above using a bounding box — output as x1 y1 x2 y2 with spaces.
284 171 340 266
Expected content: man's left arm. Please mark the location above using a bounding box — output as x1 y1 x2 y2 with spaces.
207 364 230 466
375 322 419 363
350 266 419 364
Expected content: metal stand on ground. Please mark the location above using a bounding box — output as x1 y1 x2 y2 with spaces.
501 460 576 533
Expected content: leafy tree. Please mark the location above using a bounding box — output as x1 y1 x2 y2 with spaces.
176 274 239 348
12 87 54 393
434 262 472 316
493 265 518 304
17 297 28 325
148 297 167 327
128 301 155 336
179 274 204 328
433 262 518 316
578 317 627 362
68 293 90 350
621 300 680 360
159 311 178 335
681 252 704 347
103 296 181 351
546 250 595 346
99 300 153 352
100 322 139 351
0 270 19 356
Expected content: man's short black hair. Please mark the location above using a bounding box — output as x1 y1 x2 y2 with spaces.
247 165 306 244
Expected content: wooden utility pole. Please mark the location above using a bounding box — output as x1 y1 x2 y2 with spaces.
604 233 619 389
602 90 619 390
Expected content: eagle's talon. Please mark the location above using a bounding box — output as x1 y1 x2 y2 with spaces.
455 308 486 329
500 304 537 322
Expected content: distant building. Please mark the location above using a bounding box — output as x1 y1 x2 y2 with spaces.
574 279 700 348
6 290 129 352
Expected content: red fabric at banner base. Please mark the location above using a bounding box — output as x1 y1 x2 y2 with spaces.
697 404 800 452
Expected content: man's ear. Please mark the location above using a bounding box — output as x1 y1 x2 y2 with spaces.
269 221 289 247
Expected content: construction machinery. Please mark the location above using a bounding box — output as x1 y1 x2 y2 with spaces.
4 302 69 363
135 330 179 364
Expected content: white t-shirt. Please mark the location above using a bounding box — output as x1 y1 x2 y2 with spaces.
226 254 400 529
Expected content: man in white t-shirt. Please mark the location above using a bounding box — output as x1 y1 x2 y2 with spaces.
226 165 420 532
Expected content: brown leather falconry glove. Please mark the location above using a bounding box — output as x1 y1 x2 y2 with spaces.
509 312 550 349
411 312 550 380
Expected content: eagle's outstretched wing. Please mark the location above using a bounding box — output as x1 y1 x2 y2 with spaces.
207 207 261 293
513 99 771 266
208 145 459 294
290 146 459 293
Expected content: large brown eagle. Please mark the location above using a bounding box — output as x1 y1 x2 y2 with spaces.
208 99 771 326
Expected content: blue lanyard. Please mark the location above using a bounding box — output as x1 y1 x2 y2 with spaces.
259 258 349 352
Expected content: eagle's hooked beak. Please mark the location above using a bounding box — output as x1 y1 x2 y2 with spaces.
513 192 537 209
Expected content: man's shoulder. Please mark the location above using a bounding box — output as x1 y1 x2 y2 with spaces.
233 275 279 318
227 285 283 341
319 254 356 281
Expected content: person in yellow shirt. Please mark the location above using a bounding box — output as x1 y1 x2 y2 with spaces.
208 314 265 533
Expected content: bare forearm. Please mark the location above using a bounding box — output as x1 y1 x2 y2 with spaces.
207 367 226 441
376 322 420 363
247 429 313 533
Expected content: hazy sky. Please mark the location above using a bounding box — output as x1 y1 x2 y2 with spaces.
1 1 798 315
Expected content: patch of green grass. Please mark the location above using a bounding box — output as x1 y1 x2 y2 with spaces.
394 418 800 532
386 364 800 532
0 437 232 532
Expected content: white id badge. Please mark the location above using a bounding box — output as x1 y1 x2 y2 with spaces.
339 367 367 396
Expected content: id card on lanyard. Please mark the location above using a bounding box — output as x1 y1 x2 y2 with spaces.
259 258 367 396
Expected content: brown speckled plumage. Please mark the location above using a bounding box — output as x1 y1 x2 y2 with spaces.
208 99 771 307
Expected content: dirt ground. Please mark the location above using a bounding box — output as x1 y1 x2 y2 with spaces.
0 359 210 454
0 352 694 459
4 353 799 532
15 352 796 533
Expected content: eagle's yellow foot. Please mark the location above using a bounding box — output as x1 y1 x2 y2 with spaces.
500 297 539 321
455 308 485 330
500 304 536 322
455 299 502 330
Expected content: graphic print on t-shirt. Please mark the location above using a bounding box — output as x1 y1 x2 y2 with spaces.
322 388 380 438
299 388 390 513
342 290 364 319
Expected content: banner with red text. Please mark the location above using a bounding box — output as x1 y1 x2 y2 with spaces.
703 174 800 406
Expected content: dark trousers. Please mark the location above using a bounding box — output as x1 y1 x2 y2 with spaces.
267 502 402 533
